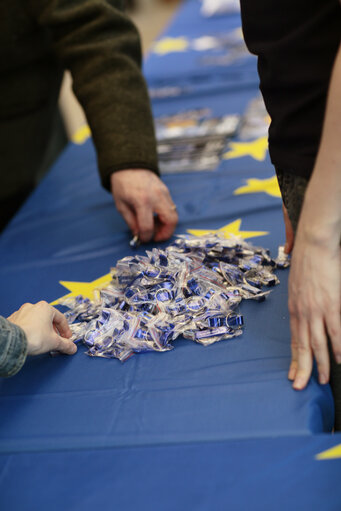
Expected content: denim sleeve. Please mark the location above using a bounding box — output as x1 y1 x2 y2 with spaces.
0 316 28 377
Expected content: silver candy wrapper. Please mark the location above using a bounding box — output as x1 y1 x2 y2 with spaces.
61 233 289 362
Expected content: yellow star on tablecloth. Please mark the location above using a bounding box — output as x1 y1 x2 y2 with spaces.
234 176 281 198
223 136 268 161
316 444 341 460
71 124 91 145
51 273 112 305
187 219 268 240
153 37 189 55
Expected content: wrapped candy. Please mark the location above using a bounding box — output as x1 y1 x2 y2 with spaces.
60 233 289 362
275 245 291 269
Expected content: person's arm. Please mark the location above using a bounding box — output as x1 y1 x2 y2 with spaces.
288 44 341 390
28 0 178 242
1 302 76 377
0 316 27 377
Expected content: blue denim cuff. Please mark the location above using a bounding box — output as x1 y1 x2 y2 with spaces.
0 316 28 377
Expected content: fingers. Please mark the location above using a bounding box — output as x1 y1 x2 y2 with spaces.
287 235 341 391
288 316 298 381
154 213 178 242
310 317 330 385
288 358 298 382
292 319 313 390
117 197 155 242
55 335 77 355
116 201 138 236
154 201 178 242
138 190 177 242
52 308 72 338
134 203 155 243
149 183 178 241
292 317 331 389
51 307 76 355
117 193 177 243
290 308 331 389
110 170 178 243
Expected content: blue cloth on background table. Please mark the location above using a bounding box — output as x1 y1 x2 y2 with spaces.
1 434 341 511
147 0 241 39
145 4 258 102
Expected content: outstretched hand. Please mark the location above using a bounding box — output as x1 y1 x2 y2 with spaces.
285 44 341 390
287 225 341 390
111 169 178 243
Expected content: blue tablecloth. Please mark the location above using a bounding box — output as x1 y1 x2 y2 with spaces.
0 0 336 508
1 434 340 511
0 135 333 454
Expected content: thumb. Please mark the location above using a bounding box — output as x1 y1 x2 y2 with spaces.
55 335 77 355
115 201 138 236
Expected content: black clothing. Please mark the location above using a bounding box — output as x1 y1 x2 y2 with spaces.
0 0 159 206
240 0 341 179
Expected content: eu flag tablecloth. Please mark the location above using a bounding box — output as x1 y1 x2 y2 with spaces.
0 0 334 457
1 434 341 511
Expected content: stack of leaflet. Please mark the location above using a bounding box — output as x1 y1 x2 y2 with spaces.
144 0 269 175
155 109 240 173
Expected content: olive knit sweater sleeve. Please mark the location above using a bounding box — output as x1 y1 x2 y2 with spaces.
28 0 159 190
0 317 28 378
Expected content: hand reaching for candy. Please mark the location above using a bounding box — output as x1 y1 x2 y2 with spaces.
110 169 178 243
8 302 77 356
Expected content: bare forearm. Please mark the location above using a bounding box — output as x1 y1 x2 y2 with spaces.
288 44 341 391
299 45 341 246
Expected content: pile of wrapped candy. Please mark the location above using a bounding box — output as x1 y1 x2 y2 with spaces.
61 234 289 362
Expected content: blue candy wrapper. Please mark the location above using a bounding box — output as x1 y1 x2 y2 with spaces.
60 233 288 361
